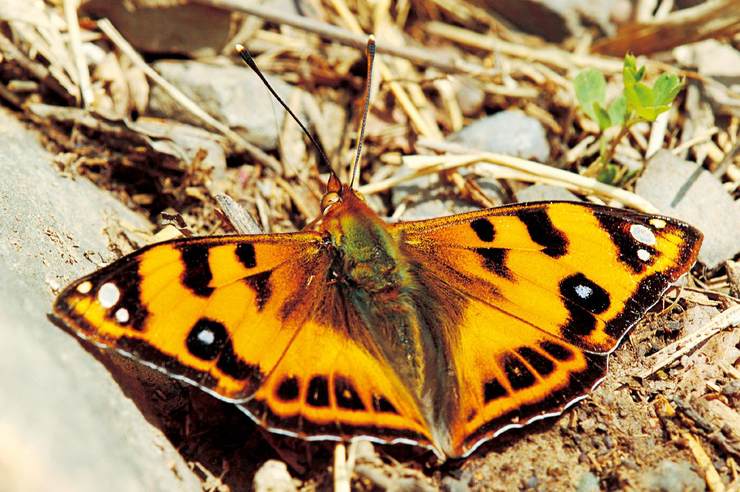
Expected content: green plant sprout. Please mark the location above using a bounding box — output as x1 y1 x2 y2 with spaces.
574 54 683 184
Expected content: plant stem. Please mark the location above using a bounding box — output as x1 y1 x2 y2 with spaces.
603 123 632 166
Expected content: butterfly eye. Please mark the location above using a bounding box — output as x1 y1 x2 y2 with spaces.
321 192 341 212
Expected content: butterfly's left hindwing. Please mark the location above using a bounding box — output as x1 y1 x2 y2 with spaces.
395 201 701 456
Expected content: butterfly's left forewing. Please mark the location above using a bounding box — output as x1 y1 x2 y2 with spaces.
395 201 701 456
54 233 331 401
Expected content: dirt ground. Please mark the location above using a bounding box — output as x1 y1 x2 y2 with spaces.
86 289 739 491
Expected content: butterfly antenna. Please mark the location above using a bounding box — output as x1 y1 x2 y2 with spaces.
349 35 376 190
235 44 332 172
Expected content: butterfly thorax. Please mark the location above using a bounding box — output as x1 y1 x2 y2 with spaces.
316 187 436 406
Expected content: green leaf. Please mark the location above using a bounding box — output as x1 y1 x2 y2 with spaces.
634 83 654 107
575 68 606 122
653 74 683 105
623 54 639 87
597 163 619 184
622 55 683 122
593 103 612 130
607 95 626 126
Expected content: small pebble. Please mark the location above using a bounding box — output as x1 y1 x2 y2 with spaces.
721 379 740 397
252 460 296 492
441 474 471 492
576 472 600 492
642 460 706 492
523 474 538 489
449 110 550 162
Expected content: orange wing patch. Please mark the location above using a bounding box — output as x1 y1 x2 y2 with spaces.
54 233 327 401
446 295 606 457
397 202 702 354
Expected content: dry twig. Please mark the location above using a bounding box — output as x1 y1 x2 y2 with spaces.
63 0 92 107
638 305 740 379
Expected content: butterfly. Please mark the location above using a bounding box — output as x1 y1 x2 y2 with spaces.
52 39 703 461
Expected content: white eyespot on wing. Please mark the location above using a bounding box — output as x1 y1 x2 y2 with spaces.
76 281 93 294
629 224 657 246
97 282 120 308
197 328 215 345
115 307 130 324
574 284 593 300
637 249 651 262
649 218 667 230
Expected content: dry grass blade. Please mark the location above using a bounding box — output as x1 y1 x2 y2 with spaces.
194 0 493 75
638 305 740 379
682 431 727 492
63 0 92 107
214 194 263 235
333 444 351 492
413 139 661 212
325 0 442 140
425 21 624 73
0 31 75 103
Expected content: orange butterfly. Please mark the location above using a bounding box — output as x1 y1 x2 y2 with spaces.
53 38 702 460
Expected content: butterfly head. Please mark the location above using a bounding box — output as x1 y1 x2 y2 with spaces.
318 173 373 222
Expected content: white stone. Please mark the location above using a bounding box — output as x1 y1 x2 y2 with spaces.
253 460 296 492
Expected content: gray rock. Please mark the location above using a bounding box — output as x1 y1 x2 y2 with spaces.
643 460 706 492
475 0 617 42
476 176 507 206
576 472 600 492
449 110 550 162
635 150 740 269
441 473 471 492
129 117 227 171
0 107 200 492
253 460 296 492
516 184 580 202
82 0 232 57
399 198 455 221
149 60 294 150
453 77 486 116
390 167 436 209
391 169 505 221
